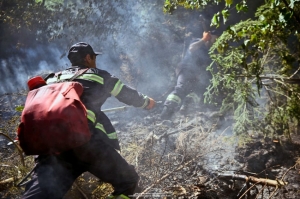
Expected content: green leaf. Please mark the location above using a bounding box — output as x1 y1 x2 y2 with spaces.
225 0 233 6
241 4 248 12
211 13 220 27
15 105 24 112
250 34 257 42
244 39 250 46
236 3 242 12
278 13 286 23
229 26 236 34
236 2 248 13
222 9 230 24
259 15 265 21
289 0 298 8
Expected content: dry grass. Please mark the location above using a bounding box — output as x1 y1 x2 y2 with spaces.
0 138 35 199
116 115 228 197
0 94 246 199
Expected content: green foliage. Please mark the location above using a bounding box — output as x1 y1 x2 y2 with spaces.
1 0 51 46
164 0 214 13
207 3 300 137
163 0 249 26
235 1 248 13
167 0 300 138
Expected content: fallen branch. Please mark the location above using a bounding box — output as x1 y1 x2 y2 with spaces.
0 176 21 191
218 173 288 187
219 173 288 199
0 177 14 185
237 75 300 85
0 132 25 167
146 117 198 143
16 164 37 187
153 113 223 141
102 101 163 113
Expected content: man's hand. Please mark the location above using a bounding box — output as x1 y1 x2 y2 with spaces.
145 98 156 110
202 31 211 42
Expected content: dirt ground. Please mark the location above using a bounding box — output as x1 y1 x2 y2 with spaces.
111 107 300 199
1 95 300 198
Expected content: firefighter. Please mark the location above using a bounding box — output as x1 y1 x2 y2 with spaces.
160 31 218 120
21 42 156 199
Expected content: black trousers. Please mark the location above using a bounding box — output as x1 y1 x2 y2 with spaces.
164 68 209 110
21 129 139 199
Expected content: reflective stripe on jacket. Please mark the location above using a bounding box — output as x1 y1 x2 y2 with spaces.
45 66 150 150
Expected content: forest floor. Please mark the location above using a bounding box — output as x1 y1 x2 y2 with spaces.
0 94 300 199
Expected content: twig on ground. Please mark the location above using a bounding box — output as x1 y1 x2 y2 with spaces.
157 118 198 141
136 149 219 199
238 181 259 199
16 164 37 187
74 181 89 199
281 162 297 181
0 176 23 191
0 177 14 185
0 132 24 167
268 186 279 199
254 183 267 199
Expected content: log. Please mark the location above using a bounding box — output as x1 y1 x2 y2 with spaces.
218 174 288 187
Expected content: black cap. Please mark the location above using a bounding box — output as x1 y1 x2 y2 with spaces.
211 28 223 36
67 42 102 63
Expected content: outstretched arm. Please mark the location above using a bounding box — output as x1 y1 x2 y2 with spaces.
108 77 155 110
188 31 211 53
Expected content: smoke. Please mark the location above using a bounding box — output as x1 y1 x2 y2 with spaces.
0 42 69 94
0 1 218 111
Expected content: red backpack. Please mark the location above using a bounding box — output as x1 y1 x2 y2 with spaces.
18 69 91 155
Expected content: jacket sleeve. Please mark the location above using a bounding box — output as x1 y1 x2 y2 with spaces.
101 70 150 108
188 38 206 53
114 82 150 108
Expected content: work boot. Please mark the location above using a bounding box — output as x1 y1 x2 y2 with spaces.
179 97 196 115
160 106 174 120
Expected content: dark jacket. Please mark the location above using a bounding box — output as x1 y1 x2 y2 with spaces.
176 38 211 76
163 38 212 110
45 65 150 150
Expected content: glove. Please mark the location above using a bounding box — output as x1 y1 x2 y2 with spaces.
202 31 211 42
145 98 156 110
160 106 174 120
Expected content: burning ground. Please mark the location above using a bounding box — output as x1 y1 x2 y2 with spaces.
1 94 300 199
1 1 300 198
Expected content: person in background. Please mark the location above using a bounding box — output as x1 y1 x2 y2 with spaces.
160 30 218 120
21 42 156 199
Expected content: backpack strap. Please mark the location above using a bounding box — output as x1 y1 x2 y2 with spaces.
48 68 89 83
69 68 89 81
42 73 55 81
